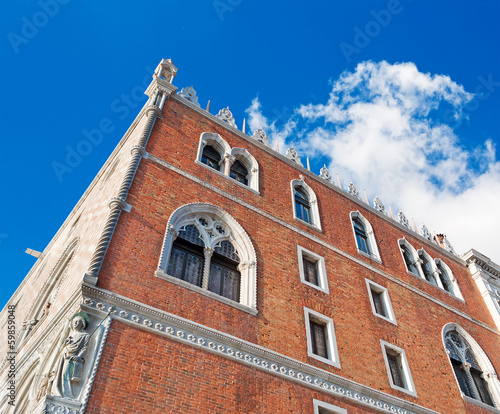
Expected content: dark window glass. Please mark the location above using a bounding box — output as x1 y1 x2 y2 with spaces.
310 320 328 359
372 290 387 317
420 255 436 285
471 368 494 406
230 160 248 185
294 188 311 224
303 257 319 286
353 218 370 254
401 245 419 274
167 240 204 287
451 359 474 398
437 263 451 292
178 225 204 247
387 352 404 388
201 145 221 170
209 247 240 302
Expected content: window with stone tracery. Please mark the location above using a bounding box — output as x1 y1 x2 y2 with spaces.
350 212 381 262
157 204 257 311
444 329 498 408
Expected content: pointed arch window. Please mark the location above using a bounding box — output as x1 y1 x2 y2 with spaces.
196 133 259 192
294 187 311 224
444 326 499 408
291 179 321 230
157 204 257 312
419 251 437 285
350 212 381 262
399 240 420 275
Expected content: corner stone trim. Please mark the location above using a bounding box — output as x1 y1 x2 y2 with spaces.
82 287 440 414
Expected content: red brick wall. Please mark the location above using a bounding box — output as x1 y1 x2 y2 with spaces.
95 98 500 413
86 322 379 414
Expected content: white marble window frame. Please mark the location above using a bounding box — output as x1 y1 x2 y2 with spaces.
365 279 397 325
298 245 329 293
380 340 417 397
304 307 340 369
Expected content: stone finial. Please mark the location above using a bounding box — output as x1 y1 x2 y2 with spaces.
178 86 200 107
320 165 333 183
252 128 270 147
153 59 178 83
420 224 432 240
398 210 411 229
347 182 361 200
285 147 303 167
216 107 236 128
373 196 385 213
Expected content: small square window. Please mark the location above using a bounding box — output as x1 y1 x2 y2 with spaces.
313 399 348 414
304 308 340 368
381 341 416 396
366 280 396 324
298 246 329 293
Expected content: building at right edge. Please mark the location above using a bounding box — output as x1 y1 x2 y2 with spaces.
2 59 500 414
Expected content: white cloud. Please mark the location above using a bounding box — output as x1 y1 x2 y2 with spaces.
246 61 500 263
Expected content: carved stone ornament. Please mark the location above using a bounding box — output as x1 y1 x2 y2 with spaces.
285 147 303 167
373 196 385 213
178 86 200 107
251 128 270 146
347 182 361 200
215 107 236 128
319 165 333 183
51 312 91 399
421 224 432 240
398 210 411 229
153 58 178 83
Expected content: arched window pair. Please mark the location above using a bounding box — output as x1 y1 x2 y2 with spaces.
291 179 321 230
350 212 381 261
443 325 500 408
197 132 259 191
399 240 462 299
157 204 257 310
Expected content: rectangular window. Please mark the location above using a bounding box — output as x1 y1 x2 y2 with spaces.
298 246 329 293
381 341 416 396
304 308 340 368
366 280 396 324
313 399 348 414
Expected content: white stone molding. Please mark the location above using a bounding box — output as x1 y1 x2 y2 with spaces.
313 399 348 414
442 323 500 410
178 86 200 107
251 128 270 147
304 307 340 369
197 132 231 173
319 165 334 184
373 196 386 214
417 249 445 289
84 98 162 284
350 211 381 262
215 107 236 128
347 182 361 200
147 154 500 335
156 203 257 309
463 250 500 331
230 147 259 192
80 285 443 414
291 178 322 231
285 147 303 166
398 239 423 278
398 211 411 229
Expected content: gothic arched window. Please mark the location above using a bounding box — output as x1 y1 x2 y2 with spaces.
229 160 248 185
290 179 321 230
294 187 311 224
399 240 420 275
444 327 499 408
201 145 222 170
350 212 381 261
419 251 437 285
157 204 257 310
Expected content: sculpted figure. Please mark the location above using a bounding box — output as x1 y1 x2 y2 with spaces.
52 313 90 399
36 371 55 401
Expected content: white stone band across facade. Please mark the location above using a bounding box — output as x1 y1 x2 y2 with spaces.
81 286 441 414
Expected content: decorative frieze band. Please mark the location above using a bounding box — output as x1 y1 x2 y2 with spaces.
81 286 440 414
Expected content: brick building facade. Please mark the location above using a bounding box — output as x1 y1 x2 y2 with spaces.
1 59 500 414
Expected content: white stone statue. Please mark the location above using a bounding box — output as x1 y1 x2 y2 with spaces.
398 210 411 229
285 147 303 166
52 313 91 399
373 196 385 214
347 182 361 200
319 165 333 183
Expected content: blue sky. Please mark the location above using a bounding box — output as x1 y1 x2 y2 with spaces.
1 0 499 309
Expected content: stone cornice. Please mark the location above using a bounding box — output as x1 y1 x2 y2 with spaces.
172 94 465 267
82 285 441 414
463 249 500 280
147 154 500 336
